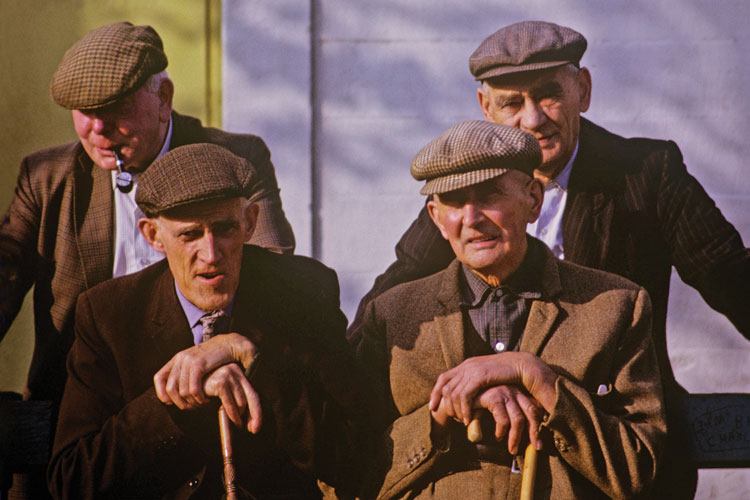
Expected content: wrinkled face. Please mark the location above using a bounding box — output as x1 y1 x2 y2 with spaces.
427 171 542 281
139 197 258 312
478 65 591 180
72 80 172 171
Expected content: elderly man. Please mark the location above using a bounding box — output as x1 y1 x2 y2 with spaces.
350 21 750 498
48 143 363 499
0 20 294 405
351 121 665 499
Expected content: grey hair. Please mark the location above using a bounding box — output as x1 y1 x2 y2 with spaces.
143 70 170 94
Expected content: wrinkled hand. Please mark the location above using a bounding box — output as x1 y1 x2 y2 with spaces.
203 364 262 433
428 352 557 446
153 333 257 409
475 385 545 453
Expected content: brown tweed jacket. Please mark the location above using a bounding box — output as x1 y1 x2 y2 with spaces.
49 245 365 499
0 111 294 403
352 242 666 500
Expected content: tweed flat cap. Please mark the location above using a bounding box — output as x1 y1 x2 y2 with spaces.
136 144 258 216
50 22 168 110
411 121 541 195
469 21 586 81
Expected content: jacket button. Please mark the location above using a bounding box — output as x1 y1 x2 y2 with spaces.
188 477 200 488
407 459 414 468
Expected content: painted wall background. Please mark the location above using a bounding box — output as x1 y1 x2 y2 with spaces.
223 1 750 498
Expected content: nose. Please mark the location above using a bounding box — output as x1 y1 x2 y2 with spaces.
519 99 546 131
462 200 484 226
199 232 221 263
91 116 113 135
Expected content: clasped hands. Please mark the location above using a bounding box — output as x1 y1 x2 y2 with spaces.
428 352 558 454
153 333 261 433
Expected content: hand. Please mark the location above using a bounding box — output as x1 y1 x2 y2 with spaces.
203 364 262 433
475 385 545 453
428 352 557 425
154 333 258 409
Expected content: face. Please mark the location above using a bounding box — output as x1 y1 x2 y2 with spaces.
72 79 173 171
139 197 258 312
427 171 543 282
477 65 591 180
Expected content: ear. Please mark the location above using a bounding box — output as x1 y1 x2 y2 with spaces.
426 198 450 240
157 78 174 122
138 218 166 253
576 67 592 113
242 202 260 241
477 86 493 121
526 179 544 224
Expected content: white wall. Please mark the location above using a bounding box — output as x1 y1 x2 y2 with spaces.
223 2 750 498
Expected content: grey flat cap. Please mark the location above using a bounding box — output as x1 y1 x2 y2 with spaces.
136 143 258 216
50 21 168 110
469 21 587 81
411 120 541 195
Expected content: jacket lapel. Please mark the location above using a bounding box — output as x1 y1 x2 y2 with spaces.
519 248 563 357
72 151 114 289
433 261 467 369
563 118 618 269
147 269 195 365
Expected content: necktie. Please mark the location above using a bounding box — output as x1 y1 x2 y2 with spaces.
199 310 229 343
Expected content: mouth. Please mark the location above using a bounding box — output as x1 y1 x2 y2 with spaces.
197 271 225 284
466 234 499 245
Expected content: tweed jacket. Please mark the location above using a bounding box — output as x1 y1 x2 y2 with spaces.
0 111 294 403
348 118 750 403
352 242 666 500
49 245 365 500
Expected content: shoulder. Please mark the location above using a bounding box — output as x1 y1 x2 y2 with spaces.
171 111 270 162
19 142 85 178
371 261 457 318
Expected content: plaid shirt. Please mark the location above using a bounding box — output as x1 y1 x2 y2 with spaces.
460 238 544 352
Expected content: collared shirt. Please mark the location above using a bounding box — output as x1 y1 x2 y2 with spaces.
111 119 174 277
526 141 578 259
175 282 234 345
460 237 544 352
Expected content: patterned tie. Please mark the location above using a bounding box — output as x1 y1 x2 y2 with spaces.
199 310 229 343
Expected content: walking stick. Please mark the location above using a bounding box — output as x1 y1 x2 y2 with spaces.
467 414 539 500
218 406 239 500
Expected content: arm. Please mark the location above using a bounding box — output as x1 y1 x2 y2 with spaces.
347 205 455 340
656 142 750 336
243 135 296 254
0 156 41 337
48 294 210 500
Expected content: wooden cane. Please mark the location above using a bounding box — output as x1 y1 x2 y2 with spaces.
218 406 239 500
520 443 538 500
467 415 538 500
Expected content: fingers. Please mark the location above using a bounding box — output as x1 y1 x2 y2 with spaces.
478 385 545 455
204 364 263 434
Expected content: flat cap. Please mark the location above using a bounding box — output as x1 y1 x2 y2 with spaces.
50 21 168 110
136 144 258 216
469 21 586 81
411 121 541 195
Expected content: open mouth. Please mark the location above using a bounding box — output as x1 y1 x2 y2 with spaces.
197 271 224 281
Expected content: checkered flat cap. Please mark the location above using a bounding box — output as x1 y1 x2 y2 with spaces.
136 144 259 216
469 21 586 81
411 121 541 195
50 22 168 110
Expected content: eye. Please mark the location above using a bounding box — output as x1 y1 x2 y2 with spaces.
179 229 203 241
212 221 239 237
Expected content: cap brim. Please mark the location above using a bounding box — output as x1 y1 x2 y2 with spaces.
474 60 571 81
420 168 511 195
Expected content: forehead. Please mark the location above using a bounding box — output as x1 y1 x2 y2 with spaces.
485 65 575 95
158 197 244 226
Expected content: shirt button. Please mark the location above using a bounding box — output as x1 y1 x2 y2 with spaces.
541 228 548 235
140 258 150 266
494 341 506 353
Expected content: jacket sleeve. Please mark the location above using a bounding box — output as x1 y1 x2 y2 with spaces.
542 287 667 499
655 142 750 337
0 156 41 338
242 135 296 254
47 293 204 500
347 205 455 341
353 300 452 500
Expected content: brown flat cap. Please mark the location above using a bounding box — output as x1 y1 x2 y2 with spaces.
136 144 258 216
50 21 168 110
469 21 586 81
411 120 541 195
